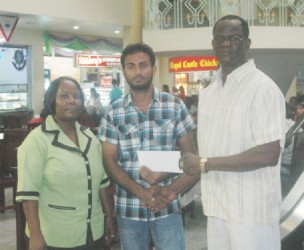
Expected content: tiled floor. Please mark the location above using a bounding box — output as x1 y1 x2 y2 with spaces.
0 188 207 250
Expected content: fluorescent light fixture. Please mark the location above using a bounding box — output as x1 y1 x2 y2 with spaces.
114 30 120 34
73 26 80 30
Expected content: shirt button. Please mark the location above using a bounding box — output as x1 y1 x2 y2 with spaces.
88 205 92 209
88 190 91 194
88 176 92 180
87 219 91 223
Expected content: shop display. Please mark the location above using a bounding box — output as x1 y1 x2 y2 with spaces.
82 83 111 108
0 84 27 111
0 46 29 112
170 56 218 96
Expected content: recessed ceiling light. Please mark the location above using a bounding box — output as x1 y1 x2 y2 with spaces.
114 30 120 34
73 26 80 30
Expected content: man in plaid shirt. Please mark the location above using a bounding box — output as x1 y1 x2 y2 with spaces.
99 43 199 250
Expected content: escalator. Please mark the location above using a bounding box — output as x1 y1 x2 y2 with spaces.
280 113 304 250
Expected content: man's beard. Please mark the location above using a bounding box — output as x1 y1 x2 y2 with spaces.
128 78 152 91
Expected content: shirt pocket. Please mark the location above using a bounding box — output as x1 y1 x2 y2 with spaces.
48 204 76 211
153 119 175 147
117 123 141 151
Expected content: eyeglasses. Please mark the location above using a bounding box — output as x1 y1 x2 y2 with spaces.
213 35 246 46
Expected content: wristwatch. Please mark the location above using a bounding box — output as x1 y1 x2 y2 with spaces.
199 157 208 173
179 158 184 170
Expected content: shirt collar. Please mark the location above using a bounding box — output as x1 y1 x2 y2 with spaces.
43 115 81 131
229 59 255 81
216 59 255 85
43 115 62 131
122 86 160 110
42 115 91 153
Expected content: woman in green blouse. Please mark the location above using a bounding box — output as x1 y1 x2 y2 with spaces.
16 76 115 250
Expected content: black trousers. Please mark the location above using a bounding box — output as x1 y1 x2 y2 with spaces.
26 226 107 250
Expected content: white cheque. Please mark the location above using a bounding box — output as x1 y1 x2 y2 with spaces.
137 150 182 173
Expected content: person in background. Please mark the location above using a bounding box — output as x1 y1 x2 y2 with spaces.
188 95 198 124
289 95 298 117
294 94 304 122
286 97 296 121
286 95 304 197
16 76 116 250
281 102 295 194
161 84 170 93
172 86 179 97
99 43 199 250
86 87 103 117
178 85 186 102
283 102 296 157
109 79 123 104
179 15 285 250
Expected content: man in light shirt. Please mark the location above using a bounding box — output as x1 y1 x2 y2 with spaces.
179 15 286 250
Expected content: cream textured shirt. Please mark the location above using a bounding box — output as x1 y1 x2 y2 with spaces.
197 60 286 225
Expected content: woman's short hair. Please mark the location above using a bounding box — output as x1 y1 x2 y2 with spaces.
42 76 84 118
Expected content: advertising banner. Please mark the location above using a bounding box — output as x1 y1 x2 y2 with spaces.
75 54 121 68
169 56 218 72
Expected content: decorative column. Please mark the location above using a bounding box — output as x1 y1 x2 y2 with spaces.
123 0 143 47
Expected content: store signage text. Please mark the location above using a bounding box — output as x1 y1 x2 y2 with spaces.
75 54 121 67
169 56 218 72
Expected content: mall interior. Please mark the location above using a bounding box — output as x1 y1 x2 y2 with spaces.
0 0 304 249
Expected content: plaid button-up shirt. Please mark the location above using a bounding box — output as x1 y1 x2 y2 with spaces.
99 88 196 221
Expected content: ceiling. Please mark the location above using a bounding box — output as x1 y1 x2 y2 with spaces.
0 11 124 40
0 0 133 41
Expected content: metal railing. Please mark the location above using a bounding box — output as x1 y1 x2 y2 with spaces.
144 0 304 30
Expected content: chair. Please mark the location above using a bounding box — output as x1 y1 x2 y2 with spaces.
2 111 33 130
0 129 29 249
2 115 19 129
0 130 16 213
27 117 43 131
77 112 99 134
0 129 29 176
0 176 17 213
0 129 29 213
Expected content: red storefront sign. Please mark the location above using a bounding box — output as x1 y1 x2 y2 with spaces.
75 54 121 67
169 56 218 72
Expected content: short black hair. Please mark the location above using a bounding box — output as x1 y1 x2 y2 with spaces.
296 94 304 107
213 15 249 38
42 76 84 117
120 43 156 68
